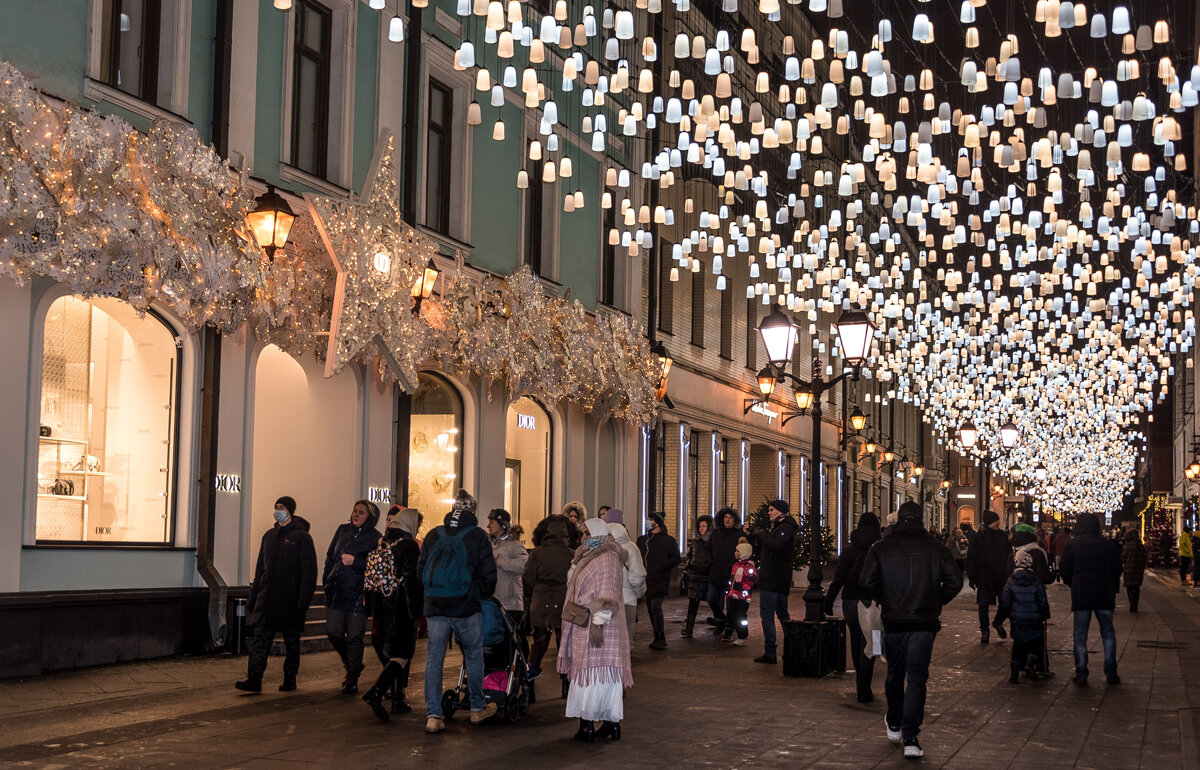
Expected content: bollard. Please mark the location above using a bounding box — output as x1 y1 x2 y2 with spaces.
234 598 247 655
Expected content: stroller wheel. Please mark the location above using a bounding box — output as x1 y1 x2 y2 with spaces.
504 696 521 722
441 690 458 717
518 688 530 716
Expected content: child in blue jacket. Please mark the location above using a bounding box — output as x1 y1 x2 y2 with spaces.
997 549 1051 684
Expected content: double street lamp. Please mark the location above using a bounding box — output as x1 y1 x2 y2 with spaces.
958 419 1022 525
755 305 877 622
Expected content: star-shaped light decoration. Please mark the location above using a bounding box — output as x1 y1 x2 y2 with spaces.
306 130 436 389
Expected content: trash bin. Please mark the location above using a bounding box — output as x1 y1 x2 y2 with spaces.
782 617 845 677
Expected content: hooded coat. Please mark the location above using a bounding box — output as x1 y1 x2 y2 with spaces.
522 516 575 628
367 527 423 659
997 569 1051 642
323 508 382 613
1010 528 1052 584
1121 530 1149 587
491 533 528 612
748 514 800 593
248 515 317 631
608 522 647 605
966 524 1012 594
1060 513 1122 611
708 510 743 588
685 515 714 580
417 508 498 618
827 512 881 604
637 528 681 599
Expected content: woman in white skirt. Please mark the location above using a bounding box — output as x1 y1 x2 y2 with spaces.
558 518 632 741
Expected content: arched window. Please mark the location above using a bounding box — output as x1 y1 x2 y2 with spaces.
36 297 180 544
505 397 551 535
407 372 464 536
958 505 976 526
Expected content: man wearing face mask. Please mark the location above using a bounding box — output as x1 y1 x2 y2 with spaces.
236 496 317 693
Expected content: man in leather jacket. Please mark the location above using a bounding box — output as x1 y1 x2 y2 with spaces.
861 502 963 759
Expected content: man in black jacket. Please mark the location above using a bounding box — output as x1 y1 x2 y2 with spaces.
966 510 1012 643
825 511 882 702
418 490 499 732
862 501 963 759
638 511 681 650
1060 512 1123 685
744 499 799 664
236 496 317 694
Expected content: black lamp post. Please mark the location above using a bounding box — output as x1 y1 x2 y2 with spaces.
959 418 1021 526
764 306 876 622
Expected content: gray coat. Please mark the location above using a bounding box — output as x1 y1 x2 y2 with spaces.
491 534 528 612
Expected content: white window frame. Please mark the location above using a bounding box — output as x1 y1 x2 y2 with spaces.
419 35 474 247
84 0 193 123
279 0 357 193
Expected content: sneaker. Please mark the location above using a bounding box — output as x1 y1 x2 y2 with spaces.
903 739 923 758
649 639 667 651
680 628 693 638
732 638 746 646
279 674 297 692
234 678 262 693
754 655 777 664
425 716 446 733
1106 675 1121 685
527 666 543 681
885 718 902 743
470 702 499 724
1072 675 1088 686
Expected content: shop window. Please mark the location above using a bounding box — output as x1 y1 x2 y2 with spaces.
36 297 180 544
745 298 757 370
407 373 464 536
505 397 551 534
291 0 332 179
719 284 732 359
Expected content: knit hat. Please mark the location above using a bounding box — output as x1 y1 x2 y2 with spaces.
1014 549 1034 570
274 496 297 515
735 537 753 560
897 501 923 522
768 499 790 516
1014 523 1036 535
648 511 666 530
983 510 1000 526
603 508 625 525
451 489 477 516
585 519 609 538
488 508 512 531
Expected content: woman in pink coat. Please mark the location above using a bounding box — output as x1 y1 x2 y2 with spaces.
558 518 633 742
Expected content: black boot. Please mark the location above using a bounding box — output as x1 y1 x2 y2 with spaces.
596 721 621 741
574 718 596 742
1024 655 1040 682
391 665 412 713
1009 663 1020 685
279 673 297 692
342 670 359 695
363 686 390 722
561 676 570 699
528 680 537 704
235 677 262 693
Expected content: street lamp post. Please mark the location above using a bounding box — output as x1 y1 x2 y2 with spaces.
960 419 1021 527
765 307 876 622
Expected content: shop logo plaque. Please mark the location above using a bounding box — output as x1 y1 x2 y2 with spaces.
516 414 537 430
214 474 242 494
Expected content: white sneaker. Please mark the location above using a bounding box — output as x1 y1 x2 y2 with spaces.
903 740 923 758
885 718 902 743
732 638 746 646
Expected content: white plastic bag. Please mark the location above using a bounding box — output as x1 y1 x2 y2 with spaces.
858 600 884 659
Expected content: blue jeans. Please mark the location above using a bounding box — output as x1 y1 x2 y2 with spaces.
1073 609 1117 680
424 613 485 716
883 630 935 742
758 589 790 656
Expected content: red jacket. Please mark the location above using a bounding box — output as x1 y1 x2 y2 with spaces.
727 558 757 601
1051 533 1071 557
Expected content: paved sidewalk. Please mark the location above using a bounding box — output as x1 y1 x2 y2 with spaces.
2 575 1199 768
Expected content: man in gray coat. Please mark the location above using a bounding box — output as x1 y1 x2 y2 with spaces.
488 508 528 628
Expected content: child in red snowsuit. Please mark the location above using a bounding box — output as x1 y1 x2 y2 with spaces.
724 539 757 645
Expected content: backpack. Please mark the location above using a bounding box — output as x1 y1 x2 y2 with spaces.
364 542 398 596
421 527 473 599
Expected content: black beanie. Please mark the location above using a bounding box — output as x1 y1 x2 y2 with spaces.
274 496 297 515
768 499 790 516
983 510 1000 526
648 511 666 530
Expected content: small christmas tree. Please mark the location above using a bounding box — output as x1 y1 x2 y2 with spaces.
748 497 836 569
1144 495 1176 568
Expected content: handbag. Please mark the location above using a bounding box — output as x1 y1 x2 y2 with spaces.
858 599 884 659
51 478 75 496
561 600 590 627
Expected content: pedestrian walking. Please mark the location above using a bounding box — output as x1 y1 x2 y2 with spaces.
1060 512 1123 686
681 514 714 637
947 524 968 573
236 496 317 694
1120 529 1148 613
487 508 528 628
861 502 963 759
603 509 646 646
1010 523 1052 584
1179 525 1194 585
706 507 742 634
965 510 1012 643
996 549 1051 684
523 514 577 699
637 512 680 650
723 539 757 645
362 506 423 719
825 511 882 702
418 490 499 733
559 519 632 742
322 499 382 694
743 499 799 664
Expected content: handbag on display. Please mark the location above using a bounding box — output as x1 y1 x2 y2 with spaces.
39 425 52 437
51 478 75 496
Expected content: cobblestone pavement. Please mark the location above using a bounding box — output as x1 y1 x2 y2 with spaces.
2 572 1199 769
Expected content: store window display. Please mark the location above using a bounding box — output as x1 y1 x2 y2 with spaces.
35 296 179 543
407 373 463 536
505 397 551 539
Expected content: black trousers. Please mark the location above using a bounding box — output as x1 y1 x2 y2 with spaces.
725 597 750 639
977 588 1002 632
842 598 875 699
883 630 935 742
1180 557 1192 582
1126 585 1141 612
1011 636 1044 671
247 622 301 680
529 625 561 670
647 596 665 641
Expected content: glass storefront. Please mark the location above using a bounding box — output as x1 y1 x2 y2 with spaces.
36 297 179 543
505 397 550 540
407 372 463 536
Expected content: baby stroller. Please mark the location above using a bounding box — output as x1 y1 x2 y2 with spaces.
441 597 532 722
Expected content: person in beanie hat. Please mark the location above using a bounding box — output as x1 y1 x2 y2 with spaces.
723 539 757 645
996 548 1051 684
236 496 317 693
637 512 680 650
966 509 1012 643
742 499 799 663
825 511 883 702
322 499 382 694
602 508 625 525
487 508 528 627
861 501 963 759
417 490 499 732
